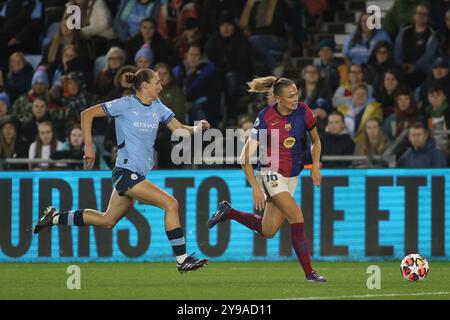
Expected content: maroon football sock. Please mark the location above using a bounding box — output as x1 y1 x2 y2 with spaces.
226 208 263 235
290 222 314 276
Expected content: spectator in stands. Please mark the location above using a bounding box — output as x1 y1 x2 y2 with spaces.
417 57 450 108
173 43 222 127
366 40 404 90
28 121 64 170
110 65 137 98
20 97 64 144
337 84 383 143
66 0 117 55
12 66 60 124
237 115 254 144
332 64 374 108
93 46 126 102
239 0 288 77
205 13 253 126
342 11 391 65
198 0 245 36
175 17 207 62
0 115 28 169
0 92 11 121
314 38 346 93
394 3 437 89
374 69 404 118
384 86 422 142
154 62 186 122
124 17 178 67
298 64 332 133
382 0 431 37
113 0 162 42
431 8 450 62
398 122 447 168
62 72 95 131
320 111 355 168
134 44 154 69
354 117 389 168
0 0 45 71
430 0 450 31
426 83 449 156
50 124 85 169
157 0 198 42
5 52 34 102
41 14 95 82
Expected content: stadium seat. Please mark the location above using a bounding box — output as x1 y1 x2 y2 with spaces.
94 55 107 79
25 54 43 70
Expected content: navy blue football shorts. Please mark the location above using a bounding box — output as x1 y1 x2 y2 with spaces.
112 166 145 196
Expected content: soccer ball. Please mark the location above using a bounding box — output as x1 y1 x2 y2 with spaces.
400 254 429 281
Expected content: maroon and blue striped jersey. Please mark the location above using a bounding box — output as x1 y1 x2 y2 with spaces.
250 102 317 177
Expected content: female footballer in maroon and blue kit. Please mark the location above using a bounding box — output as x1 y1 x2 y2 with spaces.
208 76 326 282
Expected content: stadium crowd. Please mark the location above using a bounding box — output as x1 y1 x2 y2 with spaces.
0 0 449 170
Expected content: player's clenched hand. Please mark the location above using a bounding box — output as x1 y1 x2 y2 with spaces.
83 144 96 169
252 186 265 211
198 119 211 130
311 166 322 187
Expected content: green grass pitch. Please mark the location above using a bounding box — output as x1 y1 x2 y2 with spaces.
0 262 449 300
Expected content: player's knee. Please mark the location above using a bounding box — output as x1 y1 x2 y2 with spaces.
103 217 117 229
262 228 277 238
164 197 179 213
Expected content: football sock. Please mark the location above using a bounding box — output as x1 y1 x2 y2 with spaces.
53 210 85 226
226 208 263 235
166 227 187 264
290 222 314 276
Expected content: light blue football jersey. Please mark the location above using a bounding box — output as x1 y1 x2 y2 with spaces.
102 95 174 176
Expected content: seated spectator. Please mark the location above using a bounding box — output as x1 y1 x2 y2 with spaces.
314 38 346 93
154 62 186 122
354 117 389 168
384 86 423 144
0 0 45 71
50 124 85 169
134 44 154 69
298 64 332 133
113 0 161 42
0 92 11 121
12 66 61 123
0 115 28 170
382 0 431 37
426 83 449 156
176 17 207 62
398 122 447 168
199 0 245 36
66 0 117 55
237 115 254 145
374 69 404 118
205 13 253 125
62 72 96 132
428 8 450 62
111 65 138 98
239 0 288 76
320 111 355 168
93 46 127 101
337 84 382 143
124 17 178 67
41 14 96 82
28 121 64 170
366 41 404 89
394 3 437 89
332 64 374 108
343 10 391 65
5 52 34 102
21 97 65 144
173 43 222 127
158 0 198 42
417 57 450 108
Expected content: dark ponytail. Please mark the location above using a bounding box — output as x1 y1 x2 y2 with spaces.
124 69 156 90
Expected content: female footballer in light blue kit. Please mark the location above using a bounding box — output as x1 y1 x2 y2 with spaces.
34 69 210 273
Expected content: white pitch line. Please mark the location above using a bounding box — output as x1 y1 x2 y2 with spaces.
277 291 450 300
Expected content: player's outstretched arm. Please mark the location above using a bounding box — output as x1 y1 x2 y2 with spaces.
309 127 322 187
80 104 106 169
166 118 210 136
